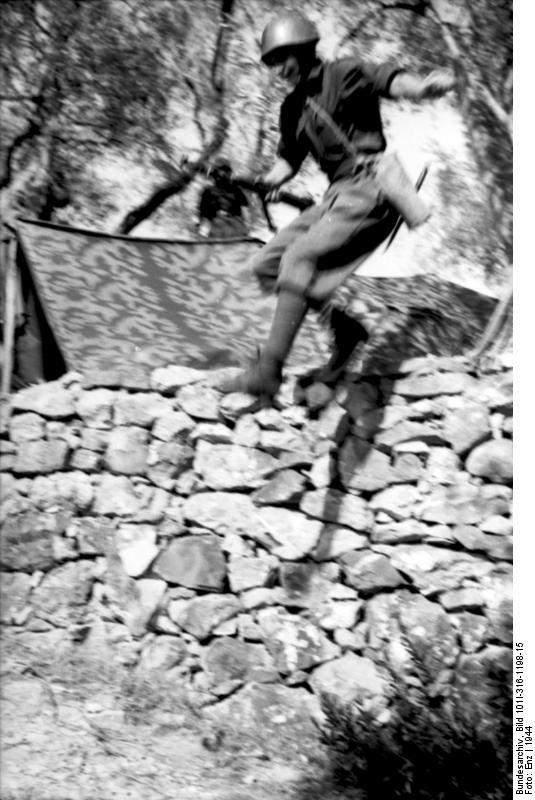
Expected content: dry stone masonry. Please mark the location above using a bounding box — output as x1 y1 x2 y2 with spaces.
0 355 513 725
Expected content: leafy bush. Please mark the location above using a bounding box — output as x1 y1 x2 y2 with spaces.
319 649 511 800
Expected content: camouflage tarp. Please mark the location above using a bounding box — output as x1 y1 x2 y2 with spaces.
14 218 326 377
13 218 499 382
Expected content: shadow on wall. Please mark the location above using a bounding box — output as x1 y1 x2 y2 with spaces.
285 269 499 601
285 311 511 799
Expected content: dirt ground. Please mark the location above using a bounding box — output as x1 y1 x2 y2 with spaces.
1 630 357 800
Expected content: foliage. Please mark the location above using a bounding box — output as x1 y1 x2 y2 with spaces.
0 0 512 287
318 639 512 800
0 0 196 218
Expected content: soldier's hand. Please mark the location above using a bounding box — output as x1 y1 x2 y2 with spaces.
265 186 283 202
258 159 295 202
423 69 456 98
254 175 282 203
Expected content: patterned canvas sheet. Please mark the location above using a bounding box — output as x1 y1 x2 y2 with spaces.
15 218 498 380
333 272 499 374
15 219 325 375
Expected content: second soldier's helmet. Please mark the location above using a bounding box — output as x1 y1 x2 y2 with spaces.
260 13 319 64
210 158 232 179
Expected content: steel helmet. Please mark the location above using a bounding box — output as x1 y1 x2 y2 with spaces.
260 13 319 64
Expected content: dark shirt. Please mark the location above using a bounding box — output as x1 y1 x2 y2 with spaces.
278 57 402 182
199 183 248 222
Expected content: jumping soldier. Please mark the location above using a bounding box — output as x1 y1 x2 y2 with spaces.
219 12 456 400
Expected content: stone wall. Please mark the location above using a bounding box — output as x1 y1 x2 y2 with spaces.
0 355 513 722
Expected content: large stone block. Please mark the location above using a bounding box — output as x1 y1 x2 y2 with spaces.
70 448 100 471
251 469 305 506
194 441 280 490
390 453 423 483
169 594 241 640
31 560 94 628
201 637 277 688
75 389 115 428
425 447 462 484
93 474 142 516
441 404 491 455
29 470 93 512
339 438 393 492
13 439 69 474
154 535 226 590
1 572 32 623
398 594 459 676
393 372 473 399
342 551 404 594
205 683 323 750
341 382 380 421
140 635 187 671
8 412 45 443
312 525 368 560
1 511 58 571
183 491 269 545
375 420 446 449
257 607 340 674
12 382 76 418
418 481 486 525
146 440 194 489
256 507 323 559
277 562 339 610
150 365 207 394
369 484 421 521
115 523 159 577
316 402 350 442
389 545 493 594
300 489 373 532
465 439 513 484
176 383 220 420
152 410 196 442
114 392 174 427
125 577 168 637
190 422 232 445
310 652 388 707
371 518 427 544
67 516 115 555
228 554 277 593
105 426 148 475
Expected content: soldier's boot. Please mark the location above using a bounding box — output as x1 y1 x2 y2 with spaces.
300 306 369 387
218 288 308 401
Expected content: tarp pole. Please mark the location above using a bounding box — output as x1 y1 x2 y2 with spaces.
1 236 17 394
470 280 513 365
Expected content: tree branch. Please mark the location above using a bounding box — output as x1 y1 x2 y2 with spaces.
184 76 207 144
116 117 229 234
211 0 235 93
425 0 512 141
381 0 512 142
0 116 41 190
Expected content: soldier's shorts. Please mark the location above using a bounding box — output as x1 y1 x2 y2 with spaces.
252 173 398 304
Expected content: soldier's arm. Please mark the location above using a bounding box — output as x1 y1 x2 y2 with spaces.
389 69 456 100
262 158 296 202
